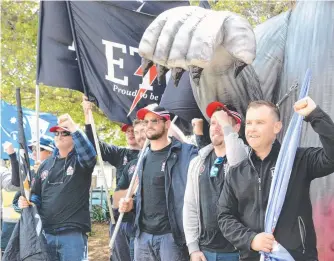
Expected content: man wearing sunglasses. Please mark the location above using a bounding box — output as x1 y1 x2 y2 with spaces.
119 106 198 261
183 102 248 261
18 114 96 261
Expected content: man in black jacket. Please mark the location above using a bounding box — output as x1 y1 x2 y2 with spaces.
217 97 334 261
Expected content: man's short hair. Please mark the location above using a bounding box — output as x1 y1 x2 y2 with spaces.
133 119 144 127
247 100 280 120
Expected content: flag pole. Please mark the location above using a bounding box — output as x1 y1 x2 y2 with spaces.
89 110 115 225
16 88 32 195
35 83 40 162
109 115 179 250
66 1 115 224
109 138 150 250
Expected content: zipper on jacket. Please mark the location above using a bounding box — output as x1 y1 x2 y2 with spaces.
258 177 261 191
298 216 306 254
248 151 263 231
165 151 179 241
259 162 264 231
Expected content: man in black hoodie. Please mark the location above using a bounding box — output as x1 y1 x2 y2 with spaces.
218 97 334 261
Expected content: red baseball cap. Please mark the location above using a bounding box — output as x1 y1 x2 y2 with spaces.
137 106 170 121
121 124 131 132
49 126 70 132
206 102 242 124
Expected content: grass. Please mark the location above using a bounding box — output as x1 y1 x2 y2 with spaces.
88 222 110 261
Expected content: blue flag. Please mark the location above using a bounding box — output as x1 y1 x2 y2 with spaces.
261 69 311 261
0 100 57 160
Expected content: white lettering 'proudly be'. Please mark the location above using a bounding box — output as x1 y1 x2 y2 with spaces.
102 40 128 86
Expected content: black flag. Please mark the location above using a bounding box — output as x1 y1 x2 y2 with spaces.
37 1 188 124
3 89 51 261
36 1 83 92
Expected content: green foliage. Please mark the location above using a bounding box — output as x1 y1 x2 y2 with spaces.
1 0 126 146
91 205 107 222
1 0 293 147
191 0 294 26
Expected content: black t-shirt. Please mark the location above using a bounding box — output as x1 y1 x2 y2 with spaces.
140 143 172 235
115 159 138 222
32 154 93 233
199 151 236 252
85 124 139 185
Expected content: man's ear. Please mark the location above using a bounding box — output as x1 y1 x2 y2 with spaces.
165 120 171 130
274 121 283 135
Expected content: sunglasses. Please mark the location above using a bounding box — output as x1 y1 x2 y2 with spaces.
210 157 225 177
142 118 166 126
55 131 71 137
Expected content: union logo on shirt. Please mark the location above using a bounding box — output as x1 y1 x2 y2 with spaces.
123 156 128 166
31 177 36 186
41 170 49 181
161 161 166 172
270 167 275 178
66 166 74 176
129 164 136 175
199 164 205 175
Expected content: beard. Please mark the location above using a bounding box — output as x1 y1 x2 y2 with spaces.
210 135 224 147
146 127 166 140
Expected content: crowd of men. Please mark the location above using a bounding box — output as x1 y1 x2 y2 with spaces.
1 95 334 261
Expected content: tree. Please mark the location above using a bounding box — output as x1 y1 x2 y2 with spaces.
1 0 292 145
191 0 294 25
1 0 126 146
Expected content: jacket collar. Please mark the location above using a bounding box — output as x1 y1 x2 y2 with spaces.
52 147 75 158
249 139 281 163
146 136 182 152
198 144 214 159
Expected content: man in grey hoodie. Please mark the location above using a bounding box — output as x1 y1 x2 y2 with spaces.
183 102 248 261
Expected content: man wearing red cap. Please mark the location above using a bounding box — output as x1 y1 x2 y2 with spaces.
18 113 96 261
183 102 247 261
121 123 141 150
82 98 142 261
109 119 147 261
119 106 198 261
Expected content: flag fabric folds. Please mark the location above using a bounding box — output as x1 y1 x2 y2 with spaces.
0 100 57 160
36 1 189 124
261 69 311 261
3 89 52 261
